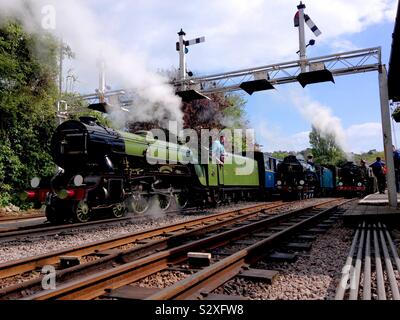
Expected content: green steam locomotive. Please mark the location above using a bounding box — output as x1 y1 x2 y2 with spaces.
24 116 262 223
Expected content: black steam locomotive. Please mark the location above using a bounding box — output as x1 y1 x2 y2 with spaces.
336 161 375 196
275 155 320 199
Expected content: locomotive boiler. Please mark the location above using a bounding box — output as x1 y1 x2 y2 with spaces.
24 117 262 223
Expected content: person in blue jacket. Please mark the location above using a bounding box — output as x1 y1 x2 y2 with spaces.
393 145 400 192
370 157 386 194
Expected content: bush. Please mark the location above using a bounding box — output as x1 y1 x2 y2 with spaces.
0 21 59 208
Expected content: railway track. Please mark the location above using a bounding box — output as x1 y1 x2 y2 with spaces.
0 205 222 241
0 215 47 234
335 222 400 300
0 197 350 300
0 202 276 241
0 202 284 283
0 215 134 241
0 214 44 223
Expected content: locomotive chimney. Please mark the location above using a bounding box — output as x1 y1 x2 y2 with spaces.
79 116 97 126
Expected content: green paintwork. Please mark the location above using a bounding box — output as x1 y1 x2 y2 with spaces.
221 154 259 186
208 164 219 186
204 153 259 187
194 165 207 186
119 131 194 164
117 130 259 188
119 131 149 157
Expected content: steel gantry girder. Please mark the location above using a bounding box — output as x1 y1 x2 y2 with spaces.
173 47 381 95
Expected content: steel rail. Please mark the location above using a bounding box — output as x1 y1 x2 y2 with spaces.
382 224 400 273
373 225 387 300
0 202 283 280
0 216 134 240
0 202 284 240
0 214 44 223
20 198 343 300
377 223 400 300
362 226 371 300
146 199 350 300
349 222 365 300
337 222 400 300
0 206 210 236
335 224 361 300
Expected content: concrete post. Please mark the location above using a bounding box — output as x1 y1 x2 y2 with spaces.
379 64 397 207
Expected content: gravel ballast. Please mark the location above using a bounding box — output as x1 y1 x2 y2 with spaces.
0 199 334 264
214 221 354 300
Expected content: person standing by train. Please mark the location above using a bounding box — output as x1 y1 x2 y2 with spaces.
360 159 368 182
306 155 316 172
370 157 386 194
212 135 226 166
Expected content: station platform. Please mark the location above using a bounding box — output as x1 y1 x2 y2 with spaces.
343 193 400 225
358 192 400 206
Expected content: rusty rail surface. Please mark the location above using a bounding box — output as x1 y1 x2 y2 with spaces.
0 214 44 223
0 202 284 281
8 198 347 300
147 198 352 300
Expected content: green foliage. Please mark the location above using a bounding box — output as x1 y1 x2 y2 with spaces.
0 21 59 207
222 94 248 129
270 151 290 160
309 126 346 165
353 150 385 164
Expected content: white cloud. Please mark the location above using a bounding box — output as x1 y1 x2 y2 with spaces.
255 121 311 152
89 0 396 73
2 0 395 93
330 39 360 52
0 0 396 145
256 121 386 153
345 122 383 153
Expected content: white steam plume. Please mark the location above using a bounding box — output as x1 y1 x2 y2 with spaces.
289 89 349 152
0 0 183 130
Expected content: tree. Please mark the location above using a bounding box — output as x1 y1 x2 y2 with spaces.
130 68 251 150
0 21 59 207
309 126 345 165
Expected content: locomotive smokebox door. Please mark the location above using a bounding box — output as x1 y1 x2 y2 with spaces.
108 179 124 201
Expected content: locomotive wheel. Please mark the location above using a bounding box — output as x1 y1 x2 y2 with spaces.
112 202 126 218
175 189 189 209
212 191 223 207
158 194 172 211
130 193 151 214
297 191 303 200
73 201 90 223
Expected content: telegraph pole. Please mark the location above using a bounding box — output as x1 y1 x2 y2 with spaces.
59 38 63 95
177 29 187 88
98 59 106 103
379 64 397 207
176 29 205 91
297 2 307 72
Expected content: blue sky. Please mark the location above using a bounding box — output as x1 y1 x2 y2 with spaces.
83 0 399 153
3 0 397 153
